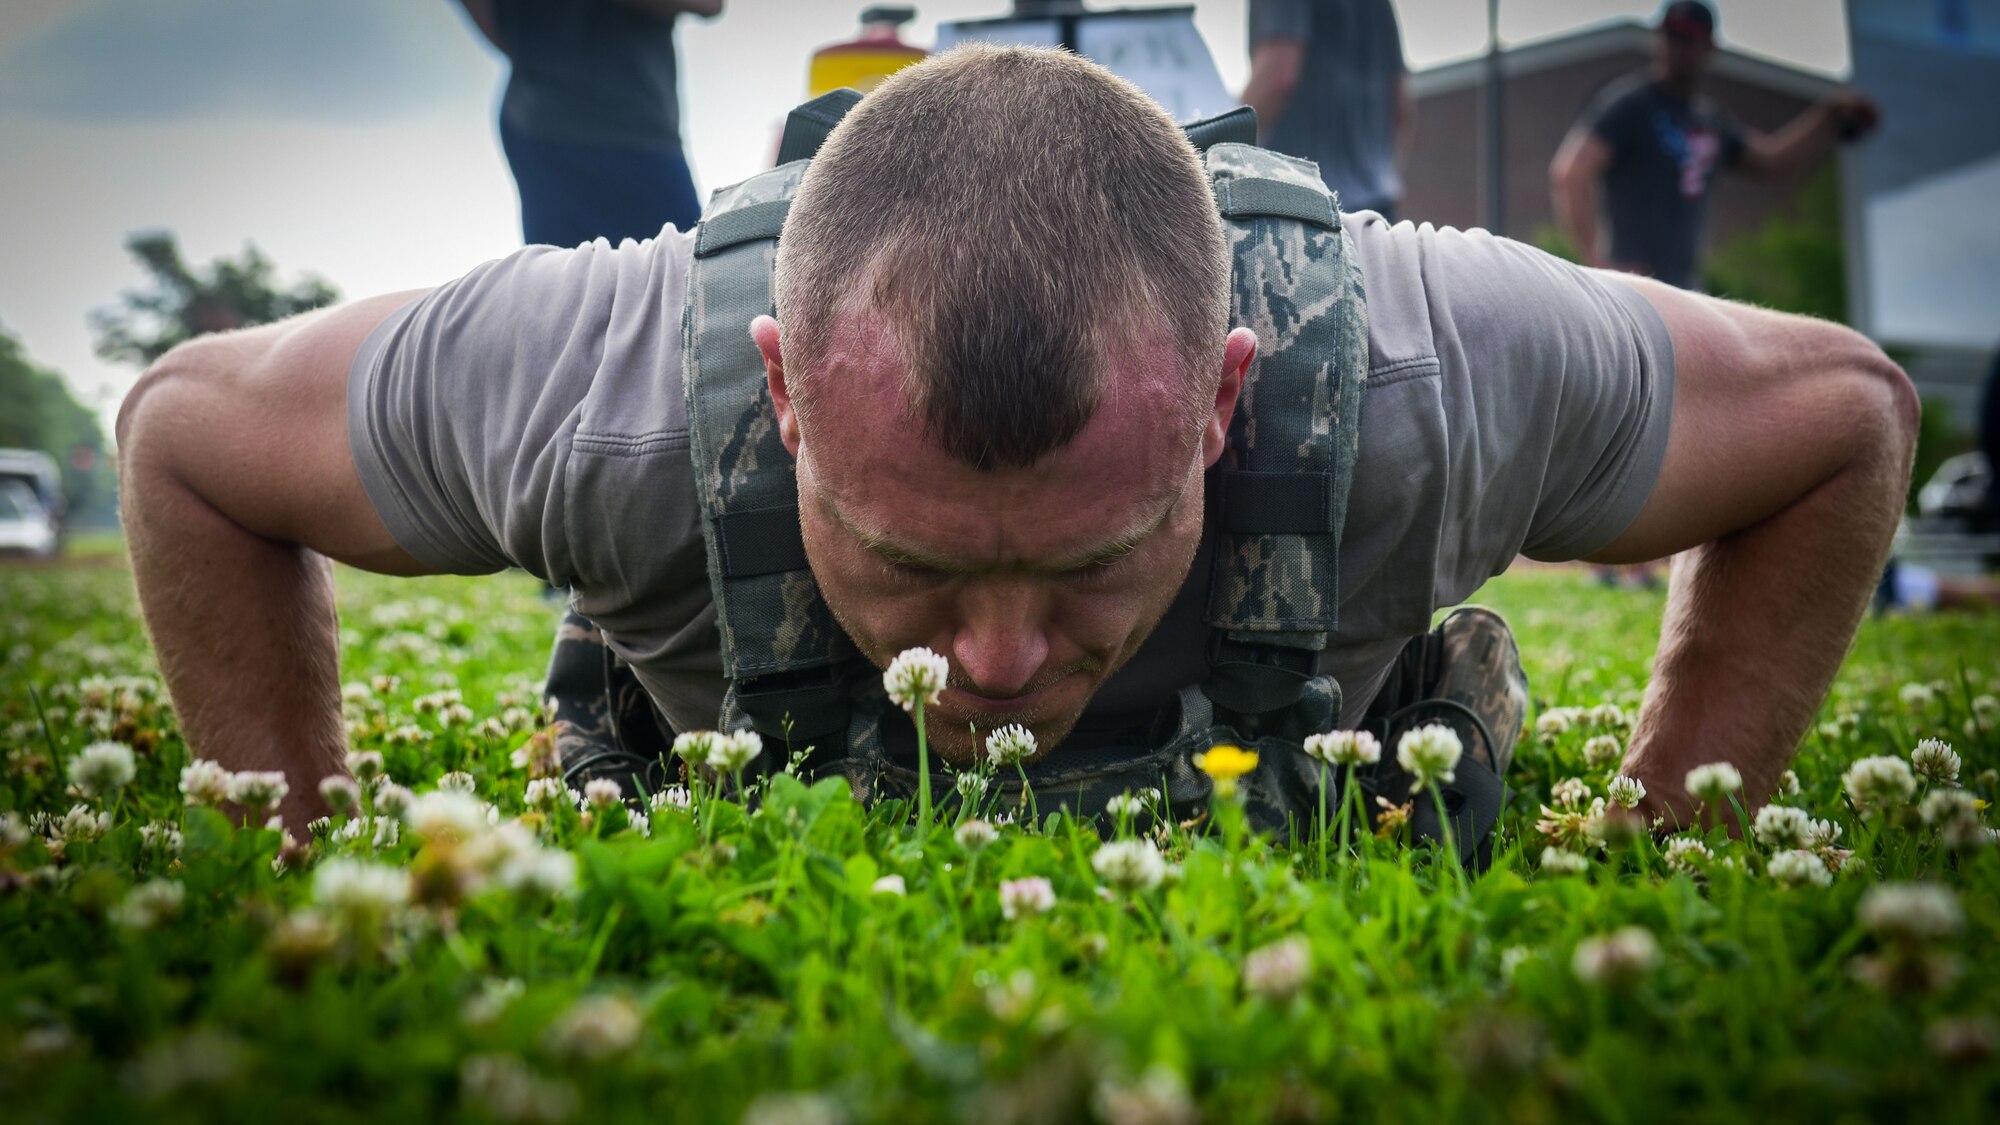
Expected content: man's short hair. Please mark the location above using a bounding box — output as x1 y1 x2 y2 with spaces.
775 45 1230 470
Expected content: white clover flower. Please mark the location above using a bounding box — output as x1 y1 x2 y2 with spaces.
1806 817 1844 849
1684 762 1742 804
1662 836 1714 875
496 848 578 899
1918 788 1979 828
69 740 136 799
1551 777 1592 809
871 874 907 897
1606 775 1647 810
741 1092 849 1125
1581 735 1623 771
524 777 566 811
225 770 289 812
1242 935 1312 1002
648 786 692 813
582 778 623 811
138 820 182 857
1536 709 1577 740
954 819 998 851
407 790 488 842
1857 882 1964 943
54 804 112 845
460 1054 579 1125
1396 724 1462 792
1752 805 1814 850
1844 755 1917 815
985 724 1037 767
708 730 764 774
1539 846 1590 875
1303 730 1381 767
1910 739 1962 786
319 775 363 817
1572 927 1661 987
344 748 386 784
1899 682 1938 709
0 810 29 850
627 811 650 838
953 771 990 803
883 647 949 712
1092 838 1167 892
373 782 416 818
439 771 478 794
1093 1065 1196 1125
460 978 525 1029
1767 848 1833 887
1588 703 1629 730
179 759 233 807
1942 820 2000 851
672 730 718 767
313 858 411 928
1777 769 1801 797
999 876 1056 920
1104 791 1148 818
545 995 642 1061
109 879 186 930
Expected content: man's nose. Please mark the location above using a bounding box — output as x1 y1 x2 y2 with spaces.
950 582 1051 698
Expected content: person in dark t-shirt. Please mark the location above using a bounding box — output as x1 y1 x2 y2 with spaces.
1240 0 1410 220
1551 1 1878 291
456 0 725 249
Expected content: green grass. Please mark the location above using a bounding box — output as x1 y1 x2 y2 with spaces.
2 555 1997 1123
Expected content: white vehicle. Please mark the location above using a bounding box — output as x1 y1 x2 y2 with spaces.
0 479 57 559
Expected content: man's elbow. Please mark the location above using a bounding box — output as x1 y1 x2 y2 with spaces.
1828 325 1920 465
116 335 230 473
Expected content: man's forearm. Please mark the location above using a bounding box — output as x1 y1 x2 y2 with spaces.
1623 374 1915 827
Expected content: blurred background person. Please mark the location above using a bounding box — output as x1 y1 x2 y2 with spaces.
1239 0 1411 220
1550 0 1878 290
456 0 725 248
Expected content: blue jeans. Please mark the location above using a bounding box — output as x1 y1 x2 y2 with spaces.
500 117 702 247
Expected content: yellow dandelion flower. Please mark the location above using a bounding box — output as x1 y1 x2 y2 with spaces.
1195 744 1259 799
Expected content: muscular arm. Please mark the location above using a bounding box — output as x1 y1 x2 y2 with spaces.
117 293 438 828
1586 279 1919 827
1735 93 1876 179
1549 128 1612 268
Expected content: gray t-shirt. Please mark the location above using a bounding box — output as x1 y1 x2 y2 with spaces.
1250 0 1406 213
349 215 1674 736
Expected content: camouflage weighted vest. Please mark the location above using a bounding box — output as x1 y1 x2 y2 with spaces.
682 94 1376 842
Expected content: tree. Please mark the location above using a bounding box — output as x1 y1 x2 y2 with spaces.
0 326 108 516
89 231 340 368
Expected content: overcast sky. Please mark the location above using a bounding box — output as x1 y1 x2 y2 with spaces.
0 0 1850 431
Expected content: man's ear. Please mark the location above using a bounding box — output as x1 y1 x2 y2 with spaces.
751 315 800 457
1203 327 1257 468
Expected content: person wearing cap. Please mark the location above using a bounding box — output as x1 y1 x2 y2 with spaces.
1550 0 1879 290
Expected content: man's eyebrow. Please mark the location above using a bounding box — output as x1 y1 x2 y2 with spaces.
822 488 1180 576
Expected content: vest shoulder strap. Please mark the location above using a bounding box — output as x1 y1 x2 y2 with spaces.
684 159 856 742
1200 142 1370 715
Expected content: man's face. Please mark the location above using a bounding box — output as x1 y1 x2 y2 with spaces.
753 312 1251 765
1654 29 1714 85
